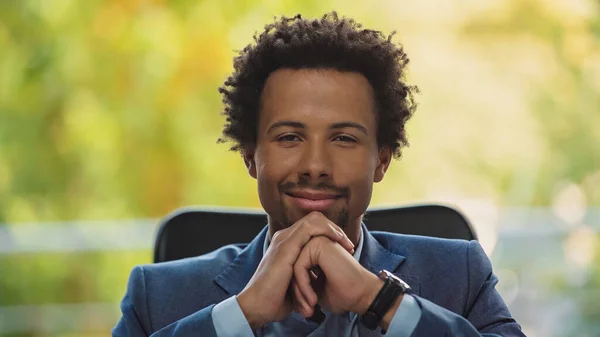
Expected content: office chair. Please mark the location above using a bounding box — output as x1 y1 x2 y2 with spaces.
154 204 477 263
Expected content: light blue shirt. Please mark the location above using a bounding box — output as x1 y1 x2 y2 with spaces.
211 226 422 336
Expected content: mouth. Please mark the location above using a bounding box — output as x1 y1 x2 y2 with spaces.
285 189 343 212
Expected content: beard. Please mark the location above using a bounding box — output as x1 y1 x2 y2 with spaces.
277 201 350 229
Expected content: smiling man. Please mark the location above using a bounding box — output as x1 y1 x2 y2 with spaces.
254 68 381 246
113 12 526 337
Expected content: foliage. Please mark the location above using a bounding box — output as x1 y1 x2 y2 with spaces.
0 0 598 335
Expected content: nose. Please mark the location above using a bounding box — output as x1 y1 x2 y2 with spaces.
298 141 333 181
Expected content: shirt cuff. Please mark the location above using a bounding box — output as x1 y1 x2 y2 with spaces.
383 294 422 336
211 296 255 337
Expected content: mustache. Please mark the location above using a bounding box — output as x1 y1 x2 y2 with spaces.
278 180 350 198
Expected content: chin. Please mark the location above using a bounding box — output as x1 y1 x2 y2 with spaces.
284 206 350 228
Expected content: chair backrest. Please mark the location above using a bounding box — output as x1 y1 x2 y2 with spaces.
153 204 477 263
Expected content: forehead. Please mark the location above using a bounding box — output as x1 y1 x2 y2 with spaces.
259 68 376 129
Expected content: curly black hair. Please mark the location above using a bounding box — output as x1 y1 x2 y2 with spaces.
218 12 418 159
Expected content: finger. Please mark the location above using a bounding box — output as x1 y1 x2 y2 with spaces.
292 280 313 317
293 245 320 309
315 216 355 254
329 225 355 254
286 212 354 254
291 283 305 316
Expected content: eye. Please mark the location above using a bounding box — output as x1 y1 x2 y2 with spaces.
333 135 357 143
277 134 301 142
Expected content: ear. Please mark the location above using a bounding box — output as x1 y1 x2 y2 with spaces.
242 147 257 179
374 146 392 183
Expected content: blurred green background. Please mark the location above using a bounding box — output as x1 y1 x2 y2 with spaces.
0 0 599 336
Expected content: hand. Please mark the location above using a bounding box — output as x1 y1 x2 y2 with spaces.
236 212 355 329
291 236 384 318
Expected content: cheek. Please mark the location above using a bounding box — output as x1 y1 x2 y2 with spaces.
254 149 295 202
256 147 300 181
256 168 280 217
335 151 378 184
349 176 374 208
335 156 377 210
256 162 278 194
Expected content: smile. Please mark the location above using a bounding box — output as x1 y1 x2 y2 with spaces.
285 190 343 212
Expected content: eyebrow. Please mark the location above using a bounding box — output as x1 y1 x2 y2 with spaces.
266 120 368 135
330 122 368 135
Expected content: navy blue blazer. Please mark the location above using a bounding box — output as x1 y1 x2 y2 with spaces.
113 224 525 336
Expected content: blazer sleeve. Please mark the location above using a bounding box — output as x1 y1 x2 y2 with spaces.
408 241 526 337
112 265 218 337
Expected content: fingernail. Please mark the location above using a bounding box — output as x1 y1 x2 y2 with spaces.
347 238 354 247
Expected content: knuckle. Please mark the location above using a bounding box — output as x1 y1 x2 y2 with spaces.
308 211 321 218
271 229 285 243
306 211 325 223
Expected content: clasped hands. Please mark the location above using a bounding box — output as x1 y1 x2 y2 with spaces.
236 211 384 329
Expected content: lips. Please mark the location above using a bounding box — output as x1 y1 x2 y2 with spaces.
286 190 341 200
285 189 342 212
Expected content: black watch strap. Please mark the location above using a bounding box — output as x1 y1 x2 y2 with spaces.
360 270 411 330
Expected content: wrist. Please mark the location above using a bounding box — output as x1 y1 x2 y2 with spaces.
356 271 385 314
358 270 408 331
236 291 266 329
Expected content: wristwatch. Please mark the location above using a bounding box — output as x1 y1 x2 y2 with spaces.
360 270 411 330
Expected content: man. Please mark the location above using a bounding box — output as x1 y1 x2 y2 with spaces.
113 12 525 337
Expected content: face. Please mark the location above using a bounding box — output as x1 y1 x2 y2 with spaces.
244 68 391 234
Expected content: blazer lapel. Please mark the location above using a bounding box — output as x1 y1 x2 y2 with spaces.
213 226 269 295
359 223 406 274
359 223 420 295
